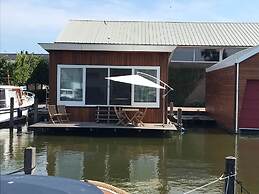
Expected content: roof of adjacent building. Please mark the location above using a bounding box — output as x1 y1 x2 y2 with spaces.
206 45 259 72
40 20 259 52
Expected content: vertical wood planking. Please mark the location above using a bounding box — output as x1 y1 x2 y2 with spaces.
48 50 170 123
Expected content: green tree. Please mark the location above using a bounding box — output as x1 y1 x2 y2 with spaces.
28 57 49 87
0 56 15 85
13 51 40 85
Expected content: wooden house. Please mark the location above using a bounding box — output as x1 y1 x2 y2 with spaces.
39 20 176 123
206 45 259 132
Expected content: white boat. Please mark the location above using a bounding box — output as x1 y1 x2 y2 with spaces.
0 85 35 124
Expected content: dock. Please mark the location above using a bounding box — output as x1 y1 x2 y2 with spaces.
28 122 177 137
169 107 217 128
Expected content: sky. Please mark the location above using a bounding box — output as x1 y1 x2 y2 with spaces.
1 0 259 54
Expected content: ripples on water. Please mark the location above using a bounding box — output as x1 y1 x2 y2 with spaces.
0 125 259 193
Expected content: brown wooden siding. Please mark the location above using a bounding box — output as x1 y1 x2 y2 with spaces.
239 53 259 121
206 66 236 129
48 50 170 123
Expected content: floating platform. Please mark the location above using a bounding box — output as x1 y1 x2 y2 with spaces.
170 107 217 128
28 122 177 137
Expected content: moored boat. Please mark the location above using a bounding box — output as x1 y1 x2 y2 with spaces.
0 85 34 124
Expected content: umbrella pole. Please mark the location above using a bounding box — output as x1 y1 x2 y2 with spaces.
162 84 166 126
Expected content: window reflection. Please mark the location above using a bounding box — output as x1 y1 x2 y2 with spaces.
60 68 83 101
223 48 243 59
195 48 220 61
134 69 157 103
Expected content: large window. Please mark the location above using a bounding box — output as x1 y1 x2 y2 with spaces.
57 66 85 106
133 69 158 105
57 65 160 107
110 68 132 105
86 68 108 105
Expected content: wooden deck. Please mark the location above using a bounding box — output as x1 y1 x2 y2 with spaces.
28 122 177 137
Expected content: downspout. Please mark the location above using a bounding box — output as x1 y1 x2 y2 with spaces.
235 63 239 133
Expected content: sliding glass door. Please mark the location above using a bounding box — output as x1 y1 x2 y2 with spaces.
86 68 108 105
110 68 131 105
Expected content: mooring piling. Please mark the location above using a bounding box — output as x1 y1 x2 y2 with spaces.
177 108 183 129
24 147 36 175
224 156 236 194
33 98 38 124
9 97 14 130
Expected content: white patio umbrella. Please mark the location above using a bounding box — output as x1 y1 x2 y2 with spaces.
105 74 165 89
106 73 173 125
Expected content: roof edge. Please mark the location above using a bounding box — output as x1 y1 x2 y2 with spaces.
68 19 259 24
38 43 176 53
206 45 259 72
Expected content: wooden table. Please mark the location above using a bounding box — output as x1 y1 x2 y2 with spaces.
121 108 140 126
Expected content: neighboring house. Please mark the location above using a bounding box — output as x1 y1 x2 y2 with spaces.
206 45 259 132
39 20 259 122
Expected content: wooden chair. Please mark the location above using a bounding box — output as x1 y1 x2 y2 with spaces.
114 107 128 126
133 108 147 126
47 105 61 124
57 105 70 123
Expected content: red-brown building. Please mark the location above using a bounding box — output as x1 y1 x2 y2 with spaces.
206 45 259 132
39 21 176 123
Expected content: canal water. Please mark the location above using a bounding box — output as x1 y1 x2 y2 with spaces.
0 125 258 193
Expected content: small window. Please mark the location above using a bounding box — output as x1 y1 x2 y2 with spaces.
195 48 220 62
172 47 194 61
223 48 244 59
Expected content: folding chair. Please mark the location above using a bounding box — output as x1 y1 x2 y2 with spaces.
114 107 128 126
47 105 61 124
133 108 147 127
57 105 70 123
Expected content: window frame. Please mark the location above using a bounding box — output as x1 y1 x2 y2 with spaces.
57 65 86 106
57 64 160 108
131 67 160 108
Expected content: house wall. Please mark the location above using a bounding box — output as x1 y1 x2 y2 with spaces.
48 50 170 123
206 66 236 130
238 53 259 116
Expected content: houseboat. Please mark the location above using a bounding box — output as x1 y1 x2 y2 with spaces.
0 85 34 124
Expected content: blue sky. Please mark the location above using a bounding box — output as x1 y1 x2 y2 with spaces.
1 0 259 54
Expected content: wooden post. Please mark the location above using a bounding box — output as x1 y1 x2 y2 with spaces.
17 125 22 134
17 108 22 118
9 97 14 130
177 108 182 129
33 98 38 124
169 102 174 116
24 147 36 175
224 156 236 194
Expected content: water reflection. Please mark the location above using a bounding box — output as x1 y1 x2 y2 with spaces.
1 127 259 194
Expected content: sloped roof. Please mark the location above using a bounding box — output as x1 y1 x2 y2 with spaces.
39 20 259 52
206 45 259 72
56 20 259 47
